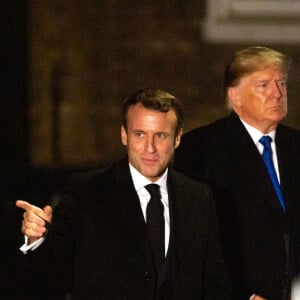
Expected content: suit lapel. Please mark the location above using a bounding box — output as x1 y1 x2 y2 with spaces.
109 159 152 258
157 170 184 287
228 113 284 213
275 126 299 212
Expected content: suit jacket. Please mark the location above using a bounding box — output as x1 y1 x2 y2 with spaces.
175 112 300 300
63 158 231 300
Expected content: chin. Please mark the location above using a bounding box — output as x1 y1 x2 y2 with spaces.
269 111 286 121
141 167 159 178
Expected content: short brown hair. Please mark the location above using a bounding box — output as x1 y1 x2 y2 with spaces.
122 88 184 135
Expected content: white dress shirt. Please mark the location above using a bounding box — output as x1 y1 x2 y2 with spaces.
129 163 170 255
240 119 280 182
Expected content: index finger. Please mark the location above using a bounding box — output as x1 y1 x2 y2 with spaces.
16 200 43 215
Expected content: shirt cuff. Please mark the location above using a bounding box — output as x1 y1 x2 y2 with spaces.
19 235 45 254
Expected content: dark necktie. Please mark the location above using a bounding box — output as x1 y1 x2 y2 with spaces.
145 184 165 276
259 135 285 211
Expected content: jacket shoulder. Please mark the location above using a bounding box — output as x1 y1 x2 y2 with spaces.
169 168 212 194
277 123 300 137
183 114 231 137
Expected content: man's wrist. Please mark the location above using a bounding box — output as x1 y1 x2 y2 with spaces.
19 235 45 254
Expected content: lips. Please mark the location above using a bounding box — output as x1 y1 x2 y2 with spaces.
269 106 285 111
143 158 159 165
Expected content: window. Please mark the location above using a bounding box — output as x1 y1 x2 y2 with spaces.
203 0 300 43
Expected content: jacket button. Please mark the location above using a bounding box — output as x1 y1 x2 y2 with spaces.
145 271 150 281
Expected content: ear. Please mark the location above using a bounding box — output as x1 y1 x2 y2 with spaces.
121 126 128 146
228 87 242 108
174 128 183 149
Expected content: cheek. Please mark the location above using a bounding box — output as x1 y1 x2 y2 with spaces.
128 138 145 152
161 143 175 157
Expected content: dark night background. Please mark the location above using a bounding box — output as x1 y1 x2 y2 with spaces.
1 1 299 297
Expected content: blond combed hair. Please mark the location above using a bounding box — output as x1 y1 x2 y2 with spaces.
224 46 290 108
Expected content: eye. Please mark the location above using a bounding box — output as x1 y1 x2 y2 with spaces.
257 83 267 88
134 131 144 137
156 133 169 139
278 80 287 87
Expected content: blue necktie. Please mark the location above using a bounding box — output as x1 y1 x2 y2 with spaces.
259 135 285 212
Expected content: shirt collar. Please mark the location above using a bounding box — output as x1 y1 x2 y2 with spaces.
239 118 276 145
129 163 168 194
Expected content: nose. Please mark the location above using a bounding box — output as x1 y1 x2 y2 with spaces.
146 136 156 153
272 81 283 99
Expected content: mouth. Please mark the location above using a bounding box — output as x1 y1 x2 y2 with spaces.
269 106 285 111
143 158 159 165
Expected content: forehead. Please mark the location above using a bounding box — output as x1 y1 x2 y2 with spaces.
126 104 177 128
240 66 286 83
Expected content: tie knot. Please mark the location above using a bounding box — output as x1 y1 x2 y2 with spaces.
145 184 161 200
259 135 272 149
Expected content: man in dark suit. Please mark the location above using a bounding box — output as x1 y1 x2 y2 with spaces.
175 47 300 300
16 88 231 299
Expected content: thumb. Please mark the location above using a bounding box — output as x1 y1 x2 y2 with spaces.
42 205 53 224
